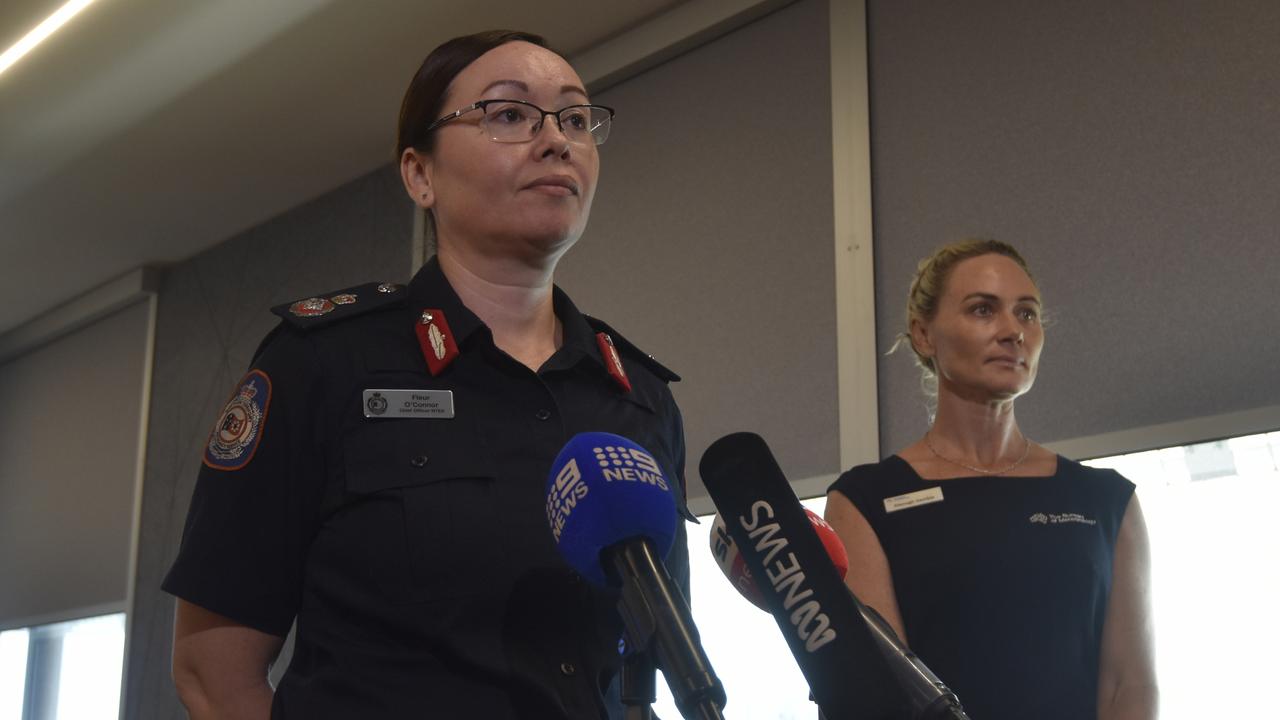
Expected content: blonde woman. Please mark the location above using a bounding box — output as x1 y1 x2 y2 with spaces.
826 240 1157 719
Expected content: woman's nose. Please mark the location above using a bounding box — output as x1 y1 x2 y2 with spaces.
999 314 1025 344
533 117 572 158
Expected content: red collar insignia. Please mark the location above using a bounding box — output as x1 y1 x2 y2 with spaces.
415 309 460 376
596 332 632 393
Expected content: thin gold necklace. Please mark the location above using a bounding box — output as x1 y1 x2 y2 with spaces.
924 429 1032 476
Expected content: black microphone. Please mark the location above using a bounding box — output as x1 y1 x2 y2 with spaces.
700 432 970 720
547 432 726 720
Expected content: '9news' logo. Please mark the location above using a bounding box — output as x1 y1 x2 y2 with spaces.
594 445 669 491
548 458 588 542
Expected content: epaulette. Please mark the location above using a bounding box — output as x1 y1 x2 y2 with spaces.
270 281 409 330
585 315 681 382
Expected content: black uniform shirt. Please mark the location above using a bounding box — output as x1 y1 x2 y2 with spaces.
164 257 693 719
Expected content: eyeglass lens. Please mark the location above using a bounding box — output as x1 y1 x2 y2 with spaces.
481 101 611 145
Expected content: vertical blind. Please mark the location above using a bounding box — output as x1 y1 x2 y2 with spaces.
0 299 149 628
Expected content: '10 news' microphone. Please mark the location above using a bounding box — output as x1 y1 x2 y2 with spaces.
547 432 726 720
700 432 970 720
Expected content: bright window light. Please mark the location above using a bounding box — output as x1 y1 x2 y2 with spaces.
0 613 125 720
0 628 31 720
53 614 125 720
1085 431 1280 719
0 0 98 77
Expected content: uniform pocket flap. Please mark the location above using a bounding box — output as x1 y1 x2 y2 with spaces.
342 419 494 493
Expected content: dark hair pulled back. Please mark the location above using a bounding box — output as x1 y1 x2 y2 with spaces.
395 30 549 157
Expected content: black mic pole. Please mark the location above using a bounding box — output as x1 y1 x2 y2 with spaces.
610 539 726 720
620 649 656 720
855 601 969 720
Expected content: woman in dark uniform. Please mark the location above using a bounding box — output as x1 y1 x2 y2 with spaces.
825 239 1157 719
165 31 690 719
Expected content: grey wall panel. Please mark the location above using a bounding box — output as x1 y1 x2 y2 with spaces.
125 165 412 719
867 0 1280 455
558 0 838 495
0 299 148 626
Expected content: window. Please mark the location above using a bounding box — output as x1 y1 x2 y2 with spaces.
1083 431 1280 719
0 613 125 720
0 629 29 719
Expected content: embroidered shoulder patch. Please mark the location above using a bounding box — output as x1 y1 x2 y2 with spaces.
204 369 272 471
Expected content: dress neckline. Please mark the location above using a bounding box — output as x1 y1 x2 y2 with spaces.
888 453 1063 483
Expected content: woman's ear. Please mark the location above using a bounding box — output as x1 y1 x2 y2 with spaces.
400 148 434 209
910 317 934 362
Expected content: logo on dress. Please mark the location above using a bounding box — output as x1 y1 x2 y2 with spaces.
204 370 272 471
366 391 388 415
1029 512 1097 526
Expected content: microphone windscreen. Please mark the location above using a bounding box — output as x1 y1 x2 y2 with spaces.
709 512 767 610
710 508 848 612
546 432 678 586
809 509 850 580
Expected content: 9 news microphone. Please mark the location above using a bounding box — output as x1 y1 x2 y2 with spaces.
700 432 970 720
547 432 726 720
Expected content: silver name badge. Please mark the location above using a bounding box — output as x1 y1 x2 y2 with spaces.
363 389 454 419
883 486 944 513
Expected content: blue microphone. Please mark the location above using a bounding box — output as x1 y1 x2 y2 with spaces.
547 432 726 720
546 432 679 585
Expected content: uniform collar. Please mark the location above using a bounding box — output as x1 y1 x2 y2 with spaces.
405 255 488 347
547 287 606 373
405 256 609 373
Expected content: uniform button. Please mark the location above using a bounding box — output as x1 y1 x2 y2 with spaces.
560 662 576 676
410 455 428 467
535 409 552 421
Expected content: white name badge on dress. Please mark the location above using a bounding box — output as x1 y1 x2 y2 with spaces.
883 486 944 513
362 389 454 419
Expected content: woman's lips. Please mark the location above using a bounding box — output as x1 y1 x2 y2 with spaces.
525 175 579 195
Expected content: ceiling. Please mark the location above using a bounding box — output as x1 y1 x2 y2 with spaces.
0 0 685 335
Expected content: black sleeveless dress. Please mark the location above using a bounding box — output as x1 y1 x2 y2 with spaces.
828 455 1134 719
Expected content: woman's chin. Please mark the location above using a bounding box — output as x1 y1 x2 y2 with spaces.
988 382 1033 402
945 379 1032 404
513 219 587 255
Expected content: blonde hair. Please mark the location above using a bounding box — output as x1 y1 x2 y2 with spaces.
897 238 1038 376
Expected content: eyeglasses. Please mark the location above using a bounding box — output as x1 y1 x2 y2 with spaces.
426 99 615 146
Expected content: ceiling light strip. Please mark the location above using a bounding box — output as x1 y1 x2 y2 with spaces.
0 0 98 77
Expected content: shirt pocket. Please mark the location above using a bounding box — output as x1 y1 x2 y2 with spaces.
342 418 503 604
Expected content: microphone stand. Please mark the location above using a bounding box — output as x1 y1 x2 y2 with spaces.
610 539 726 720
620 649 656 720
854 601 970 720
